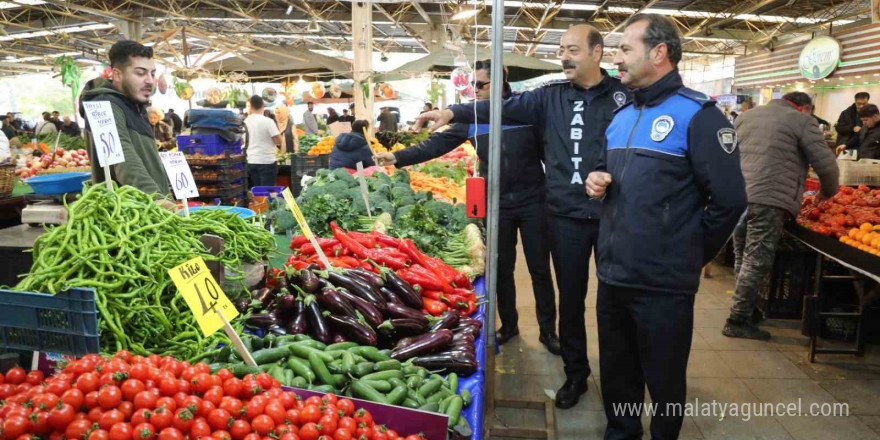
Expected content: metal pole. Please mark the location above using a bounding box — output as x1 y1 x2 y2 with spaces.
483 0 504 435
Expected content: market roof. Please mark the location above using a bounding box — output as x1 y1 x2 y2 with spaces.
0 0 871 77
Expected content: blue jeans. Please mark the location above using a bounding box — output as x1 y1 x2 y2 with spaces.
248 163 278 187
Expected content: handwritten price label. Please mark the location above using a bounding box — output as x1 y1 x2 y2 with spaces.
168 257 238 337
82 101 125 167
282 188 332 269
159 151 199 200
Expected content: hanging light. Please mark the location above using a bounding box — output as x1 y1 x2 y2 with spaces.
451 7 480 20
286 5 293 15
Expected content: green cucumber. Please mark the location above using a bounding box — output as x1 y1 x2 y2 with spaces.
360 380 392 393
348 346 388 362
326 342 358 351
308 351 345 388
230 364 261 377
418 378 443 397
407 389 426 406
418 402 440 413
447 373 458 393
406 376 424 389
289 344 334 363
287 357 316 383
351 380 388 404
445 396 463 428
461 389 472 407
360 370 403 381
402 398 420 409
373 359 402 371
352 362 375 378
385 385 408 405
290 376 307 388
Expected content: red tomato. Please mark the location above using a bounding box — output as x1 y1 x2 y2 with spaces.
385 429 397 440
332 429 352 440
321 394 338 406
263 389 282 400
131 409 152 427
49 431 66 440
83 391 100 410
65 418 94 440
176 380 190 395
16 383 32 394
241 380 262 399
190 374 213 395
214 369 233 383
298 423 319 440
285 409 300 426
243 399 265 421
109 422 134 440
336 400 354 418
354 425 370 439
219 397 243 417
98 409 125 431
300 405 321 425
202 387 224 407
133 391 158 410
114 350 132 363
46 379 71 397
97 386 123 410
198 400 216 419
133 423 157 440
48 403 76 431
222 379 243 400
88 407 104 423
150 406 173 431
190 418 212 439
33 392 61 410
99 373 117 388
29 410 52 435
5 367 26 385
250 415 274 437
88 429 109 440
228 420 251 440
118 402 134 421
157 428 184 440
171 408 194 433
207 409 232 432
242 434 261 440
61 388 85 410
319 405 338 418
279 392 297 410
26 370 45 386
264 401 286 426
193 364 210 376
338 418 356 433
156 397 177 413
121 380 146 402
211 431 231 440
129 365 150 382
353 409 373 428
278 434 300 440
75 373 99 394
318 416 337 436
274 425 292 437
304 397 323 408
404 436 423 440
158 379 177 397
0 383 16 399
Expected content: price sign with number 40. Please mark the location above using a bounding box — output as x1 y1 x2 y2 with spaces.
168 257 239 337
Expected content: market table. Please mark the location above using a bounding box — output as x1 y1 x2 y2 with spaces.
0 224 43 286
786 224 880 361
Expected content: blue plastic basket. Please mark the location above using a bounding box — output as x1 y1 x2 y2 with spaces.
251 186 285 197
0 288 100 355
185 205 255 219
178 134 242 156
24 172 91 195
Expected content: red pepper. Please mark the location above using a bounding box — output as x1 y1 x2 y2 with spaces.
306 254 320 263
361 261 375 272
265 267 284 290
370 231 401 248
463 298 477 316
348 231 378 249
299 238 340 255
366 249 408 270
398 269 453 294
290 235 309 250
454 272 473 289
452 288 476 300
422 290 448 303
399 239 433 270
330 221 371 259
424 256 460 285
422 298 448 316
287 261 309 270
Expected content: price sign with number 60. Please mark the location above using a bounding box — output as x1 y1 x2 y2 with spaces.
159 151 199 200
168 257 239 337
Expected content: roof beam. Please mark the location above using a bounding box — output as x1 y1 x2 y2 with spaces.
374 4 427 51
197 0 259 22
410 1 431 25
608 0 661 34
38 0 141 23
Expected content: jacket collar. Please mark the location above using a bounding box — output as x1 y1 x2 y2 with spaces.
632 69 683 108
566 69 614 101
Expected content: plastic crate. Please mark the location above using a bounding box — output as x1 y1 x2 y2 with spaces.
836 159 880 186
178 134 243 156
757 234 815 319
197 183 245 198
192 166 245 182
186 154 245 167
0 288 99 355
292 154 329 177
251 186 285 197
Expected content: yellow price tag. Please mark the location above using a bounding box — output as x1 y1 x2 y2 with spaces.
168 257 239 337
282 188 314 240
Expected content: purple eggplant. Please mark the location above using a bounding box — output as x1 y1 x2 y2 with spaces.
332 333 348 343
411 350 477 375
245 313 277 329
299 269 321 293
383 271 423 309
458 316 483 331
449 340 475 352
453 324 481 338
336 288 384 328
430 310 461 332
451 332 475 344
326 314 378 346
377 319 428 338
391 329 453 360
326 271 387 313
317 288 357 318
387 302 429 325
234 298 251 313
285 297 309 334
304 295 331 343
379 287 403 304
347 268 385 288
252 288 275 309
275 293 297 319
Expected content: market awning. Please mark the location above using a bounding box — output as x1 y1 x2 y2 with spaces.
374 47 562 82
202 46 353 81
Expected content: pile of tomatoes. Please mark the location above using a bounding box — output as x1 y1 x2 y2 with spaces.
798 185 880 237
0 352 429 440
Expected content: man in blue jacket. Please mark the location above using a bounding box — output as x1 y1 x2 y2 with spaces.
329 120 375 169
586 14 747 439
416 24 630 409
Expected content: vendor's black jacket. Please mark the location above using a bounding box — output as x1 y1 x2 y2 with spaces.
597 70 747 295
844 124 880 160
329 132 375 169
393 121 545 209
836 103 862 146
448 70 630 219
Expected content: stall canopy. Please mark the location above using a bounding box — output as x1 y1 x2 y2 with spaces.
374 46 562 82
202 45 353 81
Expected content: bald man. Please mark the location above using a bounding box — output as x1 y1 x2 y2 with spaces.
416 25 630 409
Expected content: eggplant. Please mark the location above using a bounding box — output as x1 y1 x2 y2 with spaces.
285 297 308 334
332 333 348 343
387 302 429 325
429 310 460 332
384 271 423 309
275 293 297 319
377 319 428 338
458 317 483 331
411 350 477 375
453 324 481 337
317 288 358 318
234 298 251 313
326 271 387 313
268 325 288 336
347 268 385 288
336 288 384 328
451 332 475 344
299 269 321 293
391 329 453 361
326 314 379 346
379 287 403 304
284 266 301 288
448 341 475 352
245 313 277 329
252 288 275 309
304 295 332 343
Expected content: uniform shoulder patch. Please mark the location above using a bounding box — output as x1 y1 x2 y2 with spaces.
717 128 737 154
612 91 628 108
678 87 716 108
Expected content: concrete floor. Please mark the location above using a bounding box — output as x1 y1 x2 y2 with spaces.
488 245 880 440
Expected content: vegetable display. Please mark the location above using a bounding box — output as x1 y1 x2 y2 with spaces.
798 184 880 237
14 183 274 359
207 333 474 437
0 352 437 440
407 171 465 206
297 135 320 156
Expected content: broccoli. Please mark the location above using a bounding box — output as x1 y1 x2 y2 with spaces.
345 187 364 202
425 200 453 222
450 205 471 229
394 204 415 219
350 196 367 213
369 192 390 208
315 168 331 180
394 196 416 208
332 168 358 186
373 172 392 184
375 202 395 216
374 183 392 199
390 185 414 202
414 190 433 202
391 169 410 184
322 180 351 196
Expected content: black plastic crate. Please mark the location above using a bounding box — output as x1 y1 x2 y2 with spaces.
0 288 99 355
192 165 245 182
186 154 245 167
757 247 816 320
197 183 245 198
292 154 329 177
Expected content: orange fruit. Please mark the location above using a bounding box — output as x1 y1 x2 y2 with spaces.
863 233 875 245
861 223 874 232
849 228 861 238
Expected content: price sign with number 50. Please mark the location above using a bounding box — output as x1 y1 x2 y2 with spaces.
82 101 125 167
168 257 239 337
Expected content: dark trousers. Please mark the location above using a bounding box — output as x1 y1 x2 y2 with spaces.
496 202 557 334
248 163 278 187
597 281 694 440
548 215 600 382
